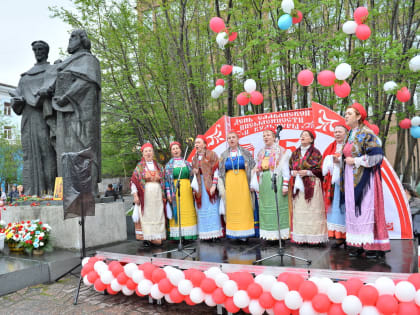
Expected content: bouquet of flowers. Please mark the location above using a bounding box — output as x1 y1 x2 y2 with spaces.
0 220 5 251
4 220 52 254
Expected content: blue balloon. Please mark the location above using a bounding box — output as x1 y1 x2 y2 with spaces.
278 14 293 30
410 126 420 138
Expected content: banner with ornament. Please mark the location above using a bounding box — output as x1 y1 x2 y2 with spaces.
188 102 412 240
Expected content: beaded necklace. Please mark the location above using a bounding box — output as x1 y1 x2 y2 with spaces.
229 148 240 174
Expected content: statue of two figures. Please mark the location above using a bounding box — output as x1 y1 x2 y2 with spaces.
10 30 101 197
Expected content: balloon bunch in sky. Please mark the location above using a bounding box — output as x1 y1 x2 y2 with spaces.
277 0 303 30
342 7 371 40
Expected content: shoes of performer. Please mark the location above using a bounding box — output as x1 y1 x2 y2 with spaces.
143 241 152 247
366 250 386 259
332 240 347 249
212 238 222 243
348 248 364 257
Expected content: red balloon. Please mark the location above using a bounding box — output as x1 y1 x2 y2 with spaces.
81 264 94 277
141 263 156 280
398 302 419 315
135 287 145 297
215 79 225 86
317 70 336 87
259 292 275 309
184 295 196 306
107 284 119 295
334 81 351 98
237 92 250 106
231 272 254 291
209 17 226 33
247 282 263 299
397 87 411 102
201 278 217 294
190 270 205 287
116 272 129 285
126 279 137 291
158 278 173 294
408 273 420 290
88 257 101 264
312 293 331 313
344 278 364 296
169 287 185 303
292 10 303 24
358 285 378 305
94 278 107 291
87 271 99 284
376 294 398 315
212 287 227 304
152 268 167 284
228 32 238 41
220 65 233 76
354 7 369 24
297 70 314 86
224 297 240 313
250 91 264 105
274 300 291 315
183 268 197 280
328 303 346 315
299 280 318 301
110 263 124 277
370 124 379 135
242 306 250 314
356 24 371 40
277 272 290 283
286 274 305 291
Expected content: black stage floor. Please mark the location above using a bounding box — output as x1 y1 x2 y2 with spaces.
97 238 418 274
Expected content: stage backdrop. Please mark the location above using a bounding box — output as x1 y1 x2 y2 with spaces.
188 102 412 240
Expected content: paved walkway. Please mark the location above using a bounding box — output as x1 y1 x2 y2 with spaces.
0 273 217 315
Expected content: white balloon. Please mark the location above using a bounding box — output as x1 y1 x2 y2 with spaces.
190 287 205 304
178 279 193 295
375 276 395 295
415 289 420 306
342 295 363 315
131 269 144 284
151 283 164 300
342 21 358 34
223 280 238 297
281 0 295 14
395 281 416 302
244 79 257 93
137 279 153 295
335 63 352 80
83 275 92 286
411 116 420 127
82 257 90 266
94 261 107 273
216 32 229 49
260 274 277 292
300 301 317 315
123 263 138 278
205 294 217 307
110 278 122 292
204 267 222 280
266 309 274 315
360 306 380 315
165 293 174 303
233 290 250 308
122 286 134 296
383 81 398 92
254 274 265 286
327 282 347 303
168 268 185 286
317 277 334 294
214 85 224 95
215 273 230 288
284 290 303 310
271 281 289 300
100 270 114 285
409 55 420 72
308 277 321 287
211 89 220 99
232 66 244 78
248 299 264 315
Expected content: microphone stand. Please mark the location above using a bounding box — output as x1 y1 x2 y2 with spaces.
154 142 196 260
253 129 311 266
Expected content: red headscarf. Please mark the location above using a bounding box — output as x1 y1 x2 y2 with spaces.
140 143 153 152
303 129 316 140
350 103 367 121
170 141 181 149
196 135 207 145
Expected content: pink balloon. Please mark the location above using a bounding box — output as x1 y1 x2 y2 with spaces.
354 7 369 24
292 11 303 24
356 24 371 40
228 32 238 41
396 87 411 102
237 92 250 106
399 118 412 129
209 17 226 33
215 79 225 86
297 70 314 86
220 65 233 76
334 81 351 98
250 91 264 105
317 70 336 87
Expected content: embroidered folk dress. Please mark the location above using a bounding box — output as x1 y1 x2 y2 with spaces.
343 125 390 252
164 158 197 240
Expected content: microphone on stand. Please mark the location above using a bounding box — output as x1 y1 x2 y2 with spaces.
275 125 283 140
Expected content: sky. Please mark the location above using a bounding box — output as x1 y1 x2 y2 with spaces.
0 0 74 86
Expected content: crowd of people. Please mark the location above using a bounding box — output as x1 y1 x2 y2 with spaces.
130 103 394 259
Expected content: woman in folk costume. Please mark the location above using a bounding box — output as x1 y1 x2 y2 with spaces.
131 143 166 246
164 141 198 240
322 124 348 248
191 135 223 240
255 128 291 240
218 131 255 241
289 129 328 245
343 103 390 258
